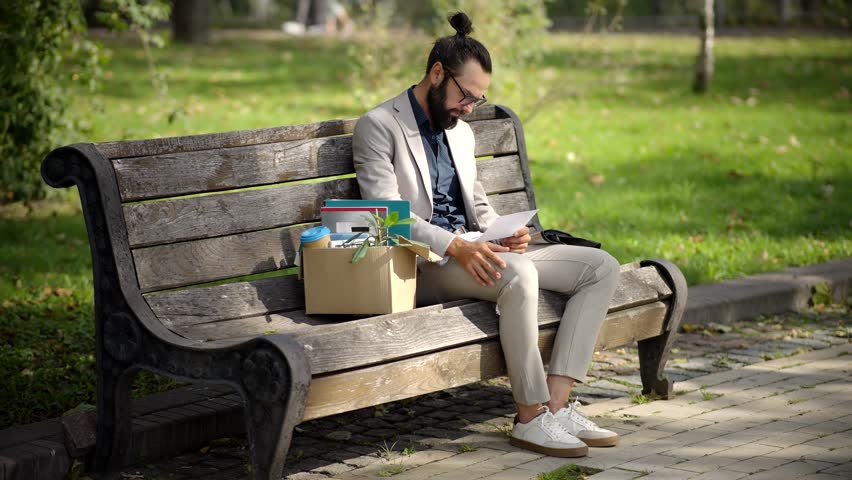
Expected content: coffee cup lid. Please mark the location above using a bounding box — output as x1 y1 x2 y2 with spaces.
301 226 331 243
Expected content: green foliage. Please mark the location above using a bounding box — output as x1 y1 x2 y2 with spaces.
584 0 630 32
0 0 170 205
537 464 601 480
700 388 722 401
95 0 171 96
347 1 427 111
377 463 406 477
811 282 833 307
351 212 420 263
0 0 101 204
346 0 552 120
429 0 553 121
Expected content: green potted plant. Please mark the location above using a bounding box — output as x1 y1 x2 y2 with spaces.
350 212 429 263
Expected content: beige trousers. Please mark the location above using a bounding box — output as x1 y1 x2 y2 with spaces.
416 244 620 405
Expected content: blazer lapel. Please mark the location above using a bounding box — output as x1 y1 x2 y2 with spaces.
392 92 433 204
445 122 477 220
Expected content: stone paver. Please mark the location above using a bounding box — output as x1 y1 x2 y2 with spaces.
586 468 642 480
107 308 849 480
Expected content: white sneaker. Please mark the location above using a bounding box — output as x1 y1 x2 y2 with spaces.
510 407 588 457
554 400 619 447
282 21 305 35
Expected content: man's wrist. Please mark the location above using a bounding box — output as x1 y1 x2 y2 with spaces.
446 236 465 257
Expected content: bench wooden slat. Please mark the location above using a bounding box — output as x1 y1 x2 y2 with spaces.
471 119 518 157
152 265 668 329
460 104 500 123
302 301 668 420
170 268 672 375
114 136 355 202
133 224 309 293
113 118 516 203
144 277 305 327
124 178 358 248
98 106 506 161
489 191 534 215
97 118 359 160
132 162 528 291
476 155 524 194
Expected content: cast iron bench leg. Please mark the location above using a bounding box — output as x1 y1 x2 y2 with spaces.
239 340 312 479
94 326 310 479
93 355 135 471
638 259 688 399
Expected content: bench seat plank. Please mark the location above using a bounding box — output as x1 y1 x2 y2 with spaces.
168 267 672 375
149 265 669 328
302 301 668 420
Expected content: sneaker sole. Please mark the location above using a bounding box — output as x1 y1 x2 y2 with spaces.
509 437 588 457
579 435 619 447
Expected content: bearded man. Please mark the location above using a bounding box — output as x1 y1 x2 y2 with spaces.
352 12 621 458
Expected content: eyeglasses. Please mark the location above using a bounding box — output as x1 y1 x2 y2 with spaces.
450 75 487 108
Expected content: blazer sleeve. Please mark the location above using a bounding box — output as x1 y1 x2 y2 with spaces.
352 112 457 257
472 178 499 232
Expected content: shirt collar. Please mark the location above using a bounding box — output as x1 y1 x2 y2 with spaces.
407 86 435 132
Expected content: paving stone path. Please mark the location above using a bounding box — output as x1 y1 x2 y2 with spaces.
117 307 850 480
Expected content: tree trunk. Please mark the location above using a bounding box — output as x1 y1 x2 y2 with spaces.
735 0 747 24
717 0 727 26
693 0 714 94
801 0 821 24
778 0 793 24
172 0 211 44
255 0 271 22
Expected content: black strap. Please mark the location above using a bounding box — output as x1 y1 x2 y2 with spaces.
541 229 601 249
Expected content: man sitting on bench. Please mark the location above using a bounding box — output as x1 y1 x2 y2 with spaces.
352 11 620 458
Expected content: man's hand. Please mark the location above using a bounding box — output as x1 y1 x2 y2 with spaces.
446 237 510 287
501 226 531 254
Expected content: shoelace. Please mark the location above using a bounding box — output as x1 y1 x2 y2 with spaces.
539 407 576 440
569 400 600 431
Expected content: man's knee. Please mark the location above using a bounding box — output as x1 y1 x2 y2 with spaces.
498 254 539 296
595 250 620 285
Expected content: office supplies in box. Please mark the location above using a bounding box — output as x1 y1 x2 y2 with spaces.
303 238 441 315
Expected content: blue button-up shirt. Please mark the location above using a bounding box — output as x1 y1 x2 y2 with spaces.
407 87 468 233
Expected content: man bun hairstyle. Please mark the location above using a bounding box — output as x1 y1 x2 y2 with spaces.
426 12 492 77
449 11 473 37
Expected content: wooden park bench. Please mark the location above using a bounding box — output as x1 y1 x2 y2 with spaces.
41 104 686 479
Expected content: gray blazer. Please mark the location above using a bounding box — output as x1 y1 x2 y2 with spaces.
352 90 500 257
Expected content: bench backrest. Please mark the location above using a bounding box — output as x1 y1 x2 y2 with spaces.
92 105 537 321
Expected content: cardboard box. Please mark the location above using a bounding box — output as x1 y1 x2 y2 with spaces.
303 240 440 315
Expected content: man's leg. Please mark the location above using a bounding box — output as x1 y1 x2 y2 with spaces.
524 244 620 446
417 253 548 407
418 252 588 457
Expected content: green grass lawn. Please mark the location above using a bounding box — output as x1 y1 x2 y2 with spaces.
1 31 850 428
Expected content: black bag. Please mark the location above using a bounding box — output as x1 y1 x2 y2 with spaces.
529 229 602 249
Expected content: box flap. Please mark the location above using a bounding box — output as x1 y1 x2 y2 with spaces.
396 237 443 262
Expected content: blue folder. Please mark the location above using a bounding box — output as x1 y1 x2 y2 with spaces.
324 199 411 241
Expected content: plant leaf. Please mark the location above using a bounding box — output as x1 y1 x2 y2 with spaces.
351 240 370 263
394 217 415 226
385 211 399 225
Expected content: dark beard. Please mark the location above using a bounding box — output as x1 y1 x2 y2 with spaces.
427 79 458 130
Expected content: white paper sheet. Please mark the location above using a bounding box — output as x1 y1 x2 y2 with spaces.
459 210 538 243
